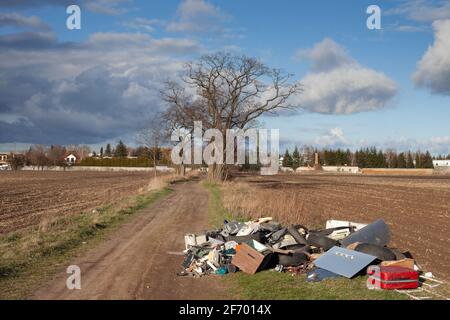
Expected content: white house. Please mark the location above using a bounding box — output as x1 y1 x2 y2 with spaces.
64 154 77 165
433 160 450 168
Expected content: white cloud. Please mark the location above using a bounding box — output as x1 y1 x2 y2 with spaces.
393 25 427 32
0 0 132 15
294 38 355 72
0 29 202 144
378 136 450 155
84 0 131 15
315 127 350 148
0 12 50 31
284 131 450 155
386 0 450 22
122 17 163 33
167 0 228 33
413 19 450 95
294 39 398 114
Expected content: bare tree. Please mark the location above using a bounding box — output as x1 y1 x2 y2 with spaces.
161 52 302 181
48 145 67 167
25 145 49 170
137 114 166 177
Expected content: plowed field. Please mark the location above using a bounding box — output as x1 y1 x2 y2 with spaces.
0 171 155 234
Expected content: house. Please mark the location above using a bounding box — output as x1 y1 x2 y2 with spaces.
433 160 450 168
64 153 77 165
0 153 8 165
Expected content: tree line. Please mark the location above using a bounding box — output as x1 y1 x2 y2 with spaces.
282 146 441 169
7 141 171 170
8 144 91 170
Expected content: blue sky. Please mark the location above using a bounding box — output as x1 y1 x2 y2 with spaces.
1 0 450 154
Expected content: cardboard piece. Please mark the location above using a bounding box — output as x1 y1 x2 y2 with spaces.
314 246 377 278
381 258 415 270
231 240 272 274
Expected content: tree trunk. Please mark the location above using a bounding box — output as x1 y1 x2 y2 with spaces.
153 153 157 178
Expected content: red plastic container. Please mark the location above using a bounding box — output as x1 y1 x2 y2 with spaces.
367 266 419 290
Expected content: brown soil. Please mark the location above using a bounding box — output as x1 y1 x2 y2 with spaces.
31 180 231 300
0 171 157 234
231 173 450 281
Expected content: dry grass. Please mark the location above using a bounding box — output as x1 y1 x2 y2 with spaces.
221 182 329 228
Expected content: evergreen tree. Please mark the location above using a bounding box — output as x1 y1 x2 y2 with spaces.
397 153 407 168
415 153 422 168
282 149 293 168
114 141 128 158
377 150 386 168
345 149 352 166
292 147 301 169
391 153 398 168
105 144 112 157
355 148 368 168
100 147 104 158
406 152 414 168
423 151 434 168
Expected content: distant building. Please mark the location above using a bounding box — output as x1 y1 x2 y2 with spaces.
296 165 360 174
433 160 450 168
0 153 8 165
64 153 77 165
322 166 361 174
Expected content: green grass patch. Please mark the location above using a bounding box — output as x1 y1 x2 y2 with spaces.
202 182 407 300
230 271 407 300
0 187 172 299
203 181 233 228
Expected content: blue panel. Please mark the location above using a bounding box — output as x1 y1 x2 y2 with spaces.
314 246 377 278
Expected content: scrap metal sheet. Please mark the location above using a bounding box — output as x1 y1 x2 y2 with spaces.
314 246 377 278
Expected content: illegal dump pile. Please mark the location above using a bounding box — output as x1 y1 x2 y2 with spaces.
179 218 441 293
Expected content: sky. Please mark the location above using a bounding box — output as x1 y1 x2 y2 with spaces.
0 0 449 155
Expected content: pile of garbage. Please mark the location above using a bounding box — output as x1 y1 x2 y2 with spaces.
179 218 424 290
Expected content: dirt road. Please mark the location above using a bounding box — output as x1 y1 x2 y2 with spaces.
32 180 231 300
